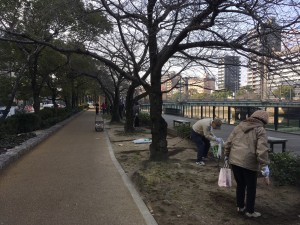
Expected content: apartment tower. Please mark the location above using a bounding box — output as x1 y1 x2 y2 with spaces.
218 55 241 93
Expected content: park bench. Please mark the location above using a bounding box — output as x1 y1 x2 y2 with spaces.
164 108 181 116
267 136 287 153
173 119 191 127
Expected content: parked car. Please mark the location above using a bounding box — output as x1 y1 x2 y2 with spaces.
0 106 18 116
88 102 94 109
24 105 34 113
57 104 66 108
43 104 54 108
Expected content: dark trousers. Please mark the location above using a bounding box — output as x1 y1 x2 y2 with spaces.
202 137 210 157
231 165 258 213
191 130 210 161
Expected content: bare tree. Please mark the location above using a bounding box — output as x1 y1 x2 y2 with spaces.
1 0 300 160
96 0 300 160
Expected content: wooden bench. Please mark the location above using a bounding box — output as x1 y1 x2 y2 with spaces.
173 119 191 127
164 108 181 116
267 136 287 153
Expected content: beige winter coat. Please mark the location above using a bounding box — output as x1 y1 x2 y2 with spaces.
224 118 270 172
192 118 217 141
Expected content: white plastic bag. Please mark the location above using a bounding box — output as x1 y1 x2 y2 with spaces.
132 138 152 144
211 138 223 158
218 167 232 187
217 142 222 158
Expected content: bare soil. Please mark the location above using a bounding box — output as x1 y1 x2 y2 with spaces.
107 123 300 225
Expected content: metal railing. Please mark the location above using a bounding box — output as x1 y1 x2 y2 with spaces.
140 100 300 134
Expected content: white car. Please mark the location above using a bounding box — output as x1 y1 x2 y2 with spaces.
0 106 17 116
88 102 94 109
43 104 54 108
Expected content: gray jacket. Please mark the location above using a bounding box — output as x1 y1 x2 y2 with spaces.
192 118 217 141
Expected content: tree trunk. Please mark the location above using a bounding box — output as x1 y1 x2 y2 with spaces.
149 71 168 161
124 84 136 132
110 90 121 122
71 80 76 108
51 94 58 108
32 91 40 114
64 96 70 108
30 56 42 114
0 98 14 123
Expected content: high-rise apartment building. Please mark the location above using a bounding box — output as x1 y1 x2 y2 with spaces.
218 56 241 93
268 45 300 99
186 76 215 95
161 72 180 100
247 18 282 99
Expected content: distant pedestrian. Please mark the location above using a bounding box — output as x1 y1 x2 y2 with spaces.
101 102 107 114
191 118 223 166
224 110 270 218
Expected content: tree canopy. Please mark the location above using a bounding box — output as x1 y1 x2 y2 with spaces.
1 0 300 159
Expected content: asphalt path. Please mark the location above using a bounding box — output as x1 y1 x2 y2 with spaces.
0 110 156 225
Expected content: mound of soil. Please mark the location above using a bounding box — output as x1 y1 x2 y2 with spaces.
108 124 300 225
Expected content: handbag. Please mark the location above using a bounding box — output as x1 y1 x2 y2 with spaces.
218 165 232 187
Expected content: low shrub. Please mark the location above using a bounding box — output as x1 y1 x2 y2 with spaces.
175 124 192 138
39 108 55 120
41 117 60 129
139 112 151 126
270 152 300 186
1 113 41 134
0 106 82 135
0 107 83 152
40 108 70 120
54 108 69 120
0 117 17 134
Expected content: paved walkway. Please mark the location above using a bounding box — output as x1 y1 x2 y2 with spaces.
163 114 300 155
0 110 157 225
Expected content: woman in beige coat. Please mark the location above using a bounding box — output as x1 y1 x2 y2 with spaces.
224 110 270 218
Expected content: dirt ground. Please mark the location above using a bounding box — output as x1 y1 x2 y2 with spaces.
107 123 300 225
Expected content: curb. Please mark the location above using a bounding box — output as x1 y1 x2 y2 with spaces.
104 130 159 225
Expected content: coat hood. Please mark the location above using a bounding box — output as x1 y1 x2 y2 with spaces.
239 118 264 133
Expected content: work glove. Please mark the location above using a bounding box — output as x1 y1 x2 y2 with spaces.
215 137 223 144
261 165 270 177
224 156 229 168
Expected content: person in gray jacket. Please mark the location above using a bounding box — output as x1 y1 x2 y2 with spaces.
224 110 270 218
191 118 223 166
